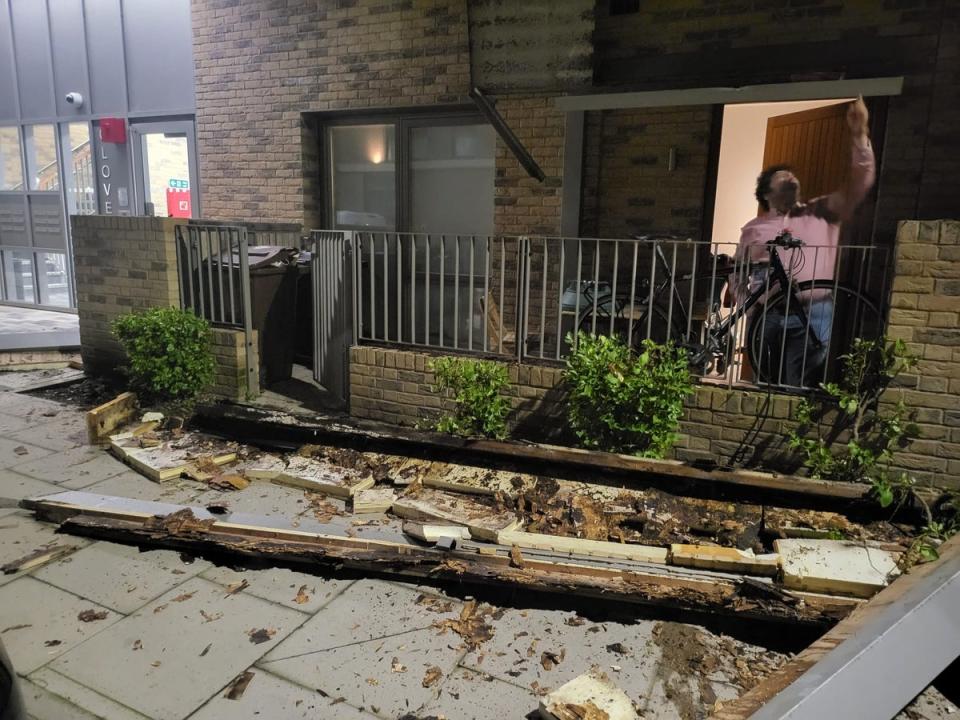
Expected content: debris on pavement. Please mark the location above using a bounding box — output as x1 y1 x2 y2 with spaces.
539 667 639 720
86 391 138 442
422 666 443 688
247 627 276 644
293 585 311 604
226 579 249 595
77 609 108 622
44 640 62 647
224 670 255 700
2 543 76 575
432 599 496 649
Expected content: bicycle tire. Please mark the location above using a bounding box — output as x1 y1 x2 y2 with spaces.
746 280 882 387
577 301 681 350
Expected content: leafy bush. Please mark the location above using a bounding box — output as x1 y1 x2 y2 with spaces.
112 307 215 402
430 356 511 439
563 333 694 458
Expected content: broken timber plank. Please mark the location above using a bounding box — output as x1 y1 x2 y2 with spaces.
391 487 521 542
402 521 471 543
109 432 237 482
1 543 77 574
774 539 900 598
499 530 668 565
352 486 397 514
20 491 859 626
194 403 872 509
86 392 138 443
670 544 780 577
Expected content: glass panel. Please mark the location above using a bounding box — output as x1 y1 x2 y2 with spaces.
141 133 190 217
37 252 70 307
25 125 60 191
2 250 36 303
0 127 24 191
409 124 495 235
329 125 396 230
65 123 96 215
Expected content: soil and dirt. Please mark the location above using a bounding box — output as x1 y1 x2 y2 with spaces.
27 375 118 409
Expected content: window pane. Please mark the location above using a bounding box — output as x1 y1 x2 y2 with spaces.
25 125 59 191
65 123 96 215
329 125 396 230
2 251 36 303
38 252 70 307
141 133 189 216
0 127 24 191
409 124 494 235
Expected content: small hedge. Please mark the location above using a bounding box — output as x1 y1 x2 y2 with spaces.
564 333 693 458
112 307 215 402
430 356 511 440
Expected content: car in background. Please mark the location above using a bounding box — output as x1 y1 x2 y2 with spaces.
0 638 25 720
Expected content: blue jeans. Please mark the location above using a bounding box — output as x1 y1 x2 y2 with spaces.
758 298 834 387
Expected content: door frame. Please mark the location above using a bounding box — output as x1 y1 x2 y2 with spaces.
129 119 200 218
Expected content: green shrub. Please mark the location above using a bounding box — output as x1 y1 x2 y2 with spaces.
430 356 511 439
112 307 215 402
563 333 694 458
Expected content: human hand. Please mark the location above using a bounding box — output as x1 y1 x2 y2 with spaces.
847 96 869 139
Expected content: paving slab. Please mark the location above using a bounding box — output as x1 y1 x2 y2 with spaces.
0 437 53 470
416 666 540 719
260 579 469 718
85 470 215 505
201 565 354 613
0 391 68 418
187 667 379 720
50 576 308 720
0 411 33 435
0 510 89 587
0 467 61 501
11 445 126 488
0 577 121 674
17 676 102 720
27 667 150 720
7 412 88 452
35 542 211 614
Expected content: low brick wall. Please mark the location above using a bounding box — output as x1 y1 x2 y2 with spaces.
72 215 259 401
350 220 960 489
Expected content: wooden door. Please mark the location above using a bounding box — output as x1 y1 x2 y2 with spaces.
761 102 851 210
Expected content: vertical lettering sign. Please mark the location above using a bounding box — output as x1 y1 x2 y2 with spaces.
93 123 132 216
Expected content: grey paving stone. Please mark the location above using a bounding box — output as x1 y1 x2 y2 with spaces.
0 577 121 674
6 412 88 452
27 667 150 720
50 576 308 720
201 565 354 613
0 411 32 435
0 438 53 470
17 676 101 720
0 468 61 501
260 579 468 718
0 510 89 587
416 666 541 719
187 668 379 720
458 606 661 699
35 542 211 614
11 446 126 488
0 392 67 418
85 470 216 505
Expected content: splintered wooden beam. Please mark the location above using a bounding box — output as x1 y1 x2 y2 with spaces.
20 492 859 626
86 392 138 443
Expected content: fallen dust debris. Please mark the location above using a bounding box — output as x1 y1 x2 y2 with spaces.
365 677 379 686
541 649 565 671
132 639 143 650
43 640 61 647
199 643 212 657
415 593 455 614
152 604 168 615
13 445 28 456
200 610 222 623
247 627 276 644
77 609 108 622
293 585 311 604
422 666 443 688
226 579 249 595
509 544 525 568
564 616 586 627
171 591 195 603
1 624 32 634
306 491 342 523
151 661 161 668
432 599 496 649
210 473 250 491
224 671 255 700
391 657 407 673
605 643 630 656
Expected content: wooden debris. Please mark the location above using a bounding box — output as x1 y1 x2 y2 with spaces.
401 521 470 543
775 539 900 598
392 487 521 542
247 628 275 644
422 666 443 688
1 543 76 574
86 392 138 443
433 600 496 649
510 544 525 568
352 486 397 514
224 671 255 700
225 579 249 595
499 530 668 565
670 544 779 577
539 668 638 720
77 609 108 622
212 474 250 491
109 431 237 483
20 491 862 625
293 585 310 604
269 456 374 498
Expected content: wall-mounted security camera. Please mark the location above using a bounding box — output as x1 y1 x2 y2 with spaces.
65 92 84 107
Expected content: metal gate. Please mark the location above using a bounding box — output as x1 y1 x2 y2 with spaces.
310 230 354 408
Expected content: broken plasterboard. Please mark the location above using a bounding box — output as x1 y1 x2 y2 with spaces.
539 668 639 720
402 521 471 543
109 432 237 482
775 538 900 598
352 486 397 513
271 456 374 498
670 544 779 576
391 487 522 542
499 530 668 565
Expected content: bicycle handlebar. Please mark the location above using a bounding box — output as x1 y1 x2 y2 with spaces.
766 231 803 249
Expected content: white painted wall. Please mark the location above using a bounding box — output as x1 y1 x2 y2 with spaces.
711 99 850 252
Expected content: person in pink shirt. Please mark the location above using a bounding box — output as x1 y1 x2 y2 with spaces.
728 97 876 386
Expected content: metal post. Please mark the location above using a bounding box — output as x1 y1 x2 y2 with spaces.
238 230 255 397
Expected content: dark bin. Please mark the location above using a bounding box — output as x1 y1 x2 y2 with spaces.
201 246 299 385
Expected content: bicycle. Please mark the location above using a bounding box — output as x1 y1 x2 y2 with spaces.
563 231 882 387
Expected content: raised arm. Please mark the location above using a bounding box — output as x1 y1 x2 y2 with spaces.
826 97 876 221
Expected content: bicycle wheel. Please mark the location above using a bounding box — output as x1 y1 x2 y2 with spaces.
577 302 679 351
746 281 882 387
